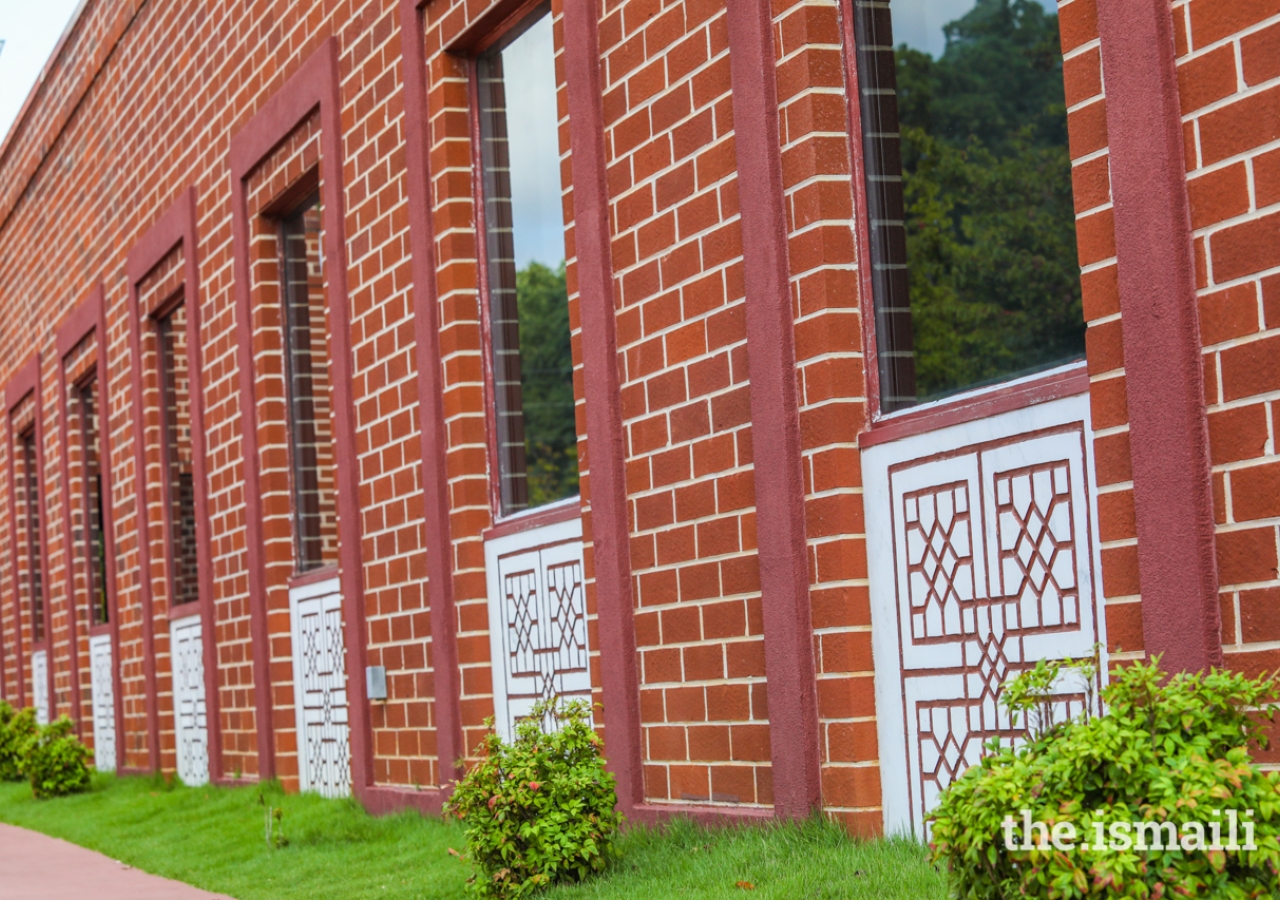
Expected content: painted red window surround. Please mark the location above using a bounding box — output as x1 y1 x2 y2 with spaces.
482 498 582 542
228 37 375 796
53 284 124 763
398 0 647 820
858 363 1091 450
1095 0 1220 673
841 0 1221 671
125 187 222 777
4 354 52 717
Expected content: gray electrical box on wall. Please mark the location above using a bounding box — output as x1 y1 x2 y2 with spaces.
366 666 387 701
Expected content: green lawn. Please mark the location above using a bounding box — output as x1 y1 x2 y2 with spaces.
0 775 946 900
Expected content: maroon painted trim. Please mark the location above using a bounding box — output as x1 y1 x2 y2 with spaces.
5 355 54 720
725 0 822 818
1096 0 1222 672
165 602 204 622
75 289 127 774
287 565 340 589
483 499 581 542
228 38 375 792
628 803 774 828
5 356 38 410
361 785 451 816
125 187 223 777
53 284 102 739
398 0 466 793
5 355 40 710
858 363 1090 449
560 0 646 817
447 0 547 54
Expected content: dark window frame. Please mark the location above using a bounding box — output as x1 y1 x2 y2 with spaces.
71 370 110 628
17 425 43 646
847 0 1086 420
278 191 340 574
466 0 579 522
153 298 202 609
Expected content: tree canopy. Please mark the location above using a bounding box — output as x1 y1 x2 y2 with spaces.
516 261 579 507
896 0 1084 400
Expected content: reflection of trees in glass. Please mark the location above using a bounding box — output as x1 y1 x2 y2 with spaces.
517 261 579 506
897 0 1084 399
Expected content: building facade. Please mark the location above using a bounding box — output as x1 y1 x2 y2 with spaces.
0 0 1275 835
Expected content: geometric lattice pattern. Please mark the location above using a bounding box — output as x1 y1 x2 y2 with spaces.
171 616 209 786
31 649 48 726
994 463 1079 631
290 580 351 798
904 481 975 642
88 633 116 772
873 417 1103 835
486 518 591 740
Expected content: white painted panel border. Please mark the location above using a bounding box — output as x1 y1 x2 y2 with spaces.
863 393 1108 837
288 577 351 798
30 649 48 725
484 515 591 742
88 633 116 772
171 613 209 786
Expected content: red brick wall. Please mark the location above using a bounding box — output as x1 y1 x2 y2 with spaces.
0 0 1269 829
1174 0 1280 677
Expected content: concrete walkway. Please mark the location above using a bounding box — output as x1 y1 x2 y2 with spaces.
0 823 235 899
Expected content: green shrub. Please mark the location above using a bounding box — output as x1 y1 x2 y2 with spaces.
446 699 621 898
23 716 91 799
930 657 1280 899
0 703 37 782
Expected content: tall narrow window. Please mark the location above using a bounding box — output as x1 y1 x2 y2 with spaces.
75 377 109 626
157 306 200 606
477 6 577 517
854 0 1084 410
18 429 43 643
280 196 338 571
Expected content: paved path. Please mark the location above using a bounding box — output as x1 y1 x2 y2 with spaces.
0 823 235 899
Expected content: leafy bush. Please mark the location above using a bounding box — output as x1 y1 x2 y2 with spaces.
0 703 37 782
446 699 621 898
930 657 1280 898
23 716 92 799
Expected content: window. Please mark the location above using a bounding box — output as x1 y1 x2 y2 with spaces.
74 377 109 627
18 429 43 643
280 196 338 572
476 6 578 517
854 0 1085 411
157 306 200 606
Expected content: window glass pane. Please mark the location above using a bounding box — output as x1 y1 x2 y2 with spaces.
478 9 578 517
856 0 1084 409
19 430 43 643
77 378 109 627
158 307 200 604
281 197 338 571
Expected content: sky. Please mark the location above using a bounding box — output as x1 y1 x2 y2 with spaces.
499 13 566 272
894 0 1060 58
0 0 84 145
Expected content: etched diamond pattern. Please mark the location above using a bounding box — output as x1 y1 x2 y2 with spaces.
888 432 1099 835
171 617 209 786
292 584 351 798
89 633 116 772
490 526 591 738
